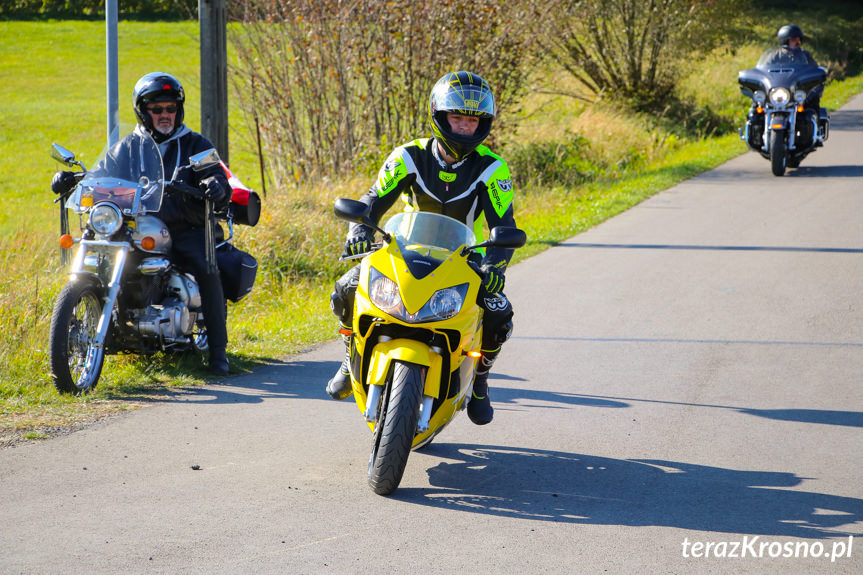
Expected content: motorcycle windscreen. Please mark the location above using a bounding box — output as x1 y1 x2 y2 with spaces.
384 211 475 279
67 123 165 215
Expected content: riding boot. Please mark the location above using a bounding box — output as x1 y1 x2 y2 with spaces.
326 324 354 400
209 345 229 376
468 347 500 425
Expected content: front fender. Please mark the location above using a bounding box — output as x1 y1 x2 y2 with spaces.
768 112 788 131
366 338 443 399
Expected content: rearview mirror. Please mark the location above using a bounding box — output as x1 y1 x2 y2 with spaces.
189 148 221 172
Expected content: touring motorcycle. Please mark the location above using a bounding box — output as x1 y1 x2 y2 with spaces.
48 126 259 394
738 47 829 176
333 199 526 495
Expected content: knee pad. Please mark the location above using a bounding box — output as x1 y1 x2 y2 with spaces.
330 291 346 322
495 320 514 346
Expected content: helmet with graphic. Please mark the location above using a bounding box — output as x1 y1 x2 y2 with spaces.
428 71 495 161
777 24 806 46
133 72 186 142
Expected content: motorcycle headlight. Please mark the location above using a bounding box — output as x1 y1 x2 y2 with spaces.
425 285 467 321
367 267 468 323
768 88 791 106
794 89 807 103
88 203 123 236
369 267 401 313
753 90 766 103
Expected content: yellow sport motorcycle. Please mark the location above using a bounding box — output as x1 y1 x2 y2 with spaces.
333 199 526 495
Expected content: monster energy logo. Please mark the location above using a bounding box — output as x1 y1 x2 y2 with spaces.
439 172 456 183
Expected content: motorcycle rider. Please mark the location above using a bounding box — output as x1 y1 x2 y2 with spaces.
751 25 823 127
51 72 233 375
326 71 517 426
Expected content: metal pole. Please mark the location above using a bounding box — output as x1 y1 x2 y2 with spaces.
106 0 119 146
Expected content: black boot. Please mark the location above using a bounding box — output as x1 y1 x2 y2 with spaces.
468 348 498 425
209 346 229 376
326 327 353 400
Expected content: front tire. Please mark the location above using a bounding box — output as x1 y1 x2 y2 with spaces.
368 361 424 495
49 280 105 394
770 130 787 176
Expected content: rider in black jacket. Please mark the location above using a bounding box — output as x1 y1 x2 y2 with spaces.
327 71 517 425
51 72 232 375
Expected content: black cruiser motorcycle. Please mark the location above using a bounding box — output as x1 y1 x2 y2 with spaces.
738 48 829 176
48 125 259 394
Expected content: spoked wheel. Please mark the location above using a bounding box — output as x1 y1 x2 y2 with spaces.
770 130 787 176
368 361 424 495
49 280 105 394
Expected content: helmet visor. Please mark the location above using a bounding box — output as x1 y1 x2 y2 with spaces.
432 81 495 118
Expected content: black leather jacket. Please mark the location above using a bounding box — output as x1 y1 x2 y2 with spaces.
97 125 229 232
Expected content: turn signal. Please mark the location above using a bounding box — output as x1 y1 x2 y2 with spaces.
466 350 482 359
756 106 763 114
141 236 156 251
59 234 74 250
797 105 804 113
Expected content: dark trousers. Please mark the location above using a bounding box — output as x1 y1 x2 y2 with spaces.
170 227 228 350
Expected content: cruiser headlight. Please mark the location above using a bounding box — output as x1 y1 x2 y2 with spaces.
768 87 791 106
88 203 122 236
794 89 806 103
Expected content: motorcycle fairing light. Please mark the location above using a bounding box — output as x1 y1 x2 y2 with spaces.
368 266 468 323
794 90 807 103
768 87 791 106
88 203 123 236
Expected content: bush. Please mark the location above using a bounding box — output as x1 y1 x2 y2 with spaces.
227 0 558 184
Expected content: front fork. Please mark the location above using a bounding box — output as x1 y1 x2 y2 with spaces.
763 110 794 151
70 241 130 351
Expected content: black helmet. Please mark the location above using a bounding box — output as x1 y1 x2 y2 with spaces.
133 72 185 141
777 24 805 46
428 71 495 161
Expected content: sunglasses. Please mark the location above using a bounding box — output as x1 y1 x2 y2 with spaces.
147 105 178 115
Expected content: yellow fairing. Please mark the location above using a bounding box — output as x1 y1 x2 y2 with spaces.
349 238 484 443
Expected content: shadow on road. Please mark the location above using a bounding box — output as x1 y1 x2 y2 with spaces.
395 443 863 538
554 242 863 254
129 359 339 405
788 165 863 178
494 387 863 429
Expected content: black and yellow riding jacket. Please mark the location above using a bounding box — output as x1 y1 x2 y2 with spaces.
350 137 517 269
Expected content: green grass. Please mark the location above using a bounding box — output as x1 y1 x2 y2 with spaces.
1 17 862 442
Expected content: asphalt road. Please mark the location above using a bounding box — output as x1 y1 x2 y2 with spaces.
2 96 863 575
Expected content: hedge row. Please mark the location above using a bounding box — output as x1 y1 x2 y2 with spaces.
0 0 195 19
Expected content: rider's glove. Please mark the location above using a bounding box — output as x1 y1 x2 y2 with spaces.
200 176 229 207
480 263 506 294
51 170 78 195
344 227 373 257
